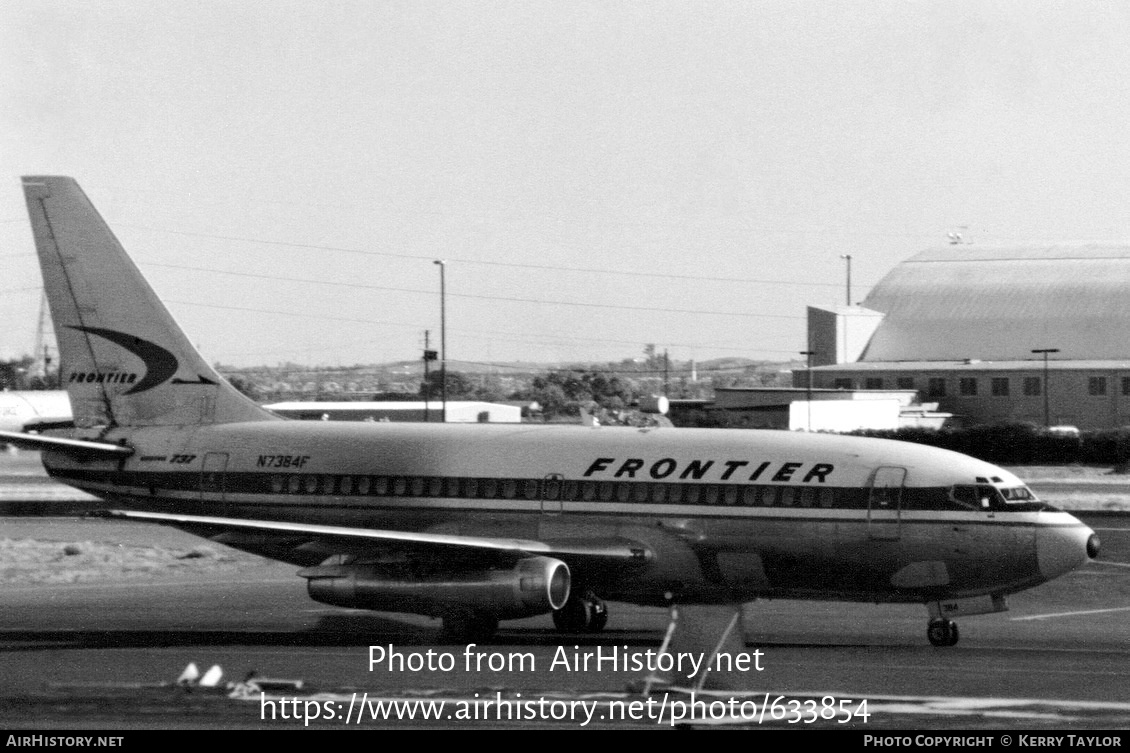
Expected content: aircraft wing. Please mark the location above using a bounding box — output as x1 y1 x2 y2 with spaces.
0 429 133 458
95 509 653 565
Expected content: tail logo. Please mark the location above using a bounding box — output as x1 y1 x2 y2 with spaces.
67 326 180 395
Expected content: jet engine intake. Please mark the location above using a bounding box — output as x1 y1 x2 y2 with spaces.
302 556 570 619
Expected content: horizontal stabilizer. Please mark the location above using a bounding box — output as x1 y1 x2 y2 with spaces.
0 429 133 458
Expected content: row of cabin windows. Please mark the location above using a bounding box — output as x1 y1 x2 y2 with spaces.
834 375 1130 398
267 474 838 508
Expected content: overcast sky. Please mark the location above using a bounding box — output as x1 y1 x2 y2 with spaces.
3 1 1130 370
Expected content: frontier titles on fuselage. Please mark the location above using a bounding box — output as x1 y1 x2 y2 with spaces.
582 457 835 484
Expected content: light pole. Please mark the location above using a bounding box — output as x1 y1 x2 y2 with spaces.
839 254 852 306
434 260 447 423
800 350 815 431
1032 348 1059 427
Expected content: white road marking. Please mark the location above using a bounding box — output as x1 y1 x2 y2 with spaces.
1012 605 1130 621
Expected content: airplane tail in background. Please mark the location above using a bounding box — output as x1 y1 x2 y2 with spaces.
21 176 278 428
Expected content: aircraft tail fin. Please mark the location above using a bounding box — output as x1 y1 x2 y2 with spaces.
21 176 278 427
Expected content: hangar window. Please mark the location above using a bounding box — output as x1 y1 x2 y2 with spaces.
1122 377 1130 396
1023 377 1042 396
833 378 853 389
865 378 883 390
927 378 946 397
959 378 978 396
896 377 915 390
991 378 1010 397
1089 376 1108 396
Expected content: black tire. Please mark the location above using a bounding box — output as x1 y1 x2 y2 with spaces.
553 596 591 633
589 601 608 632
927 619 951 647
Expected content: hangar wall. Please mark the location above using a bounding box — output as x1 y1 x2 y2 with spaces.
801 245 1130 429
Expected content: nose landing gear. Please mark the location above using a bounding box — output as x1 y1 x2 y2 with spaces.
927 618 959 647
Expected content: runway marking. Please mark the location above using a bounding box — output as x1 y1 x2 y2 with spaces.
1091 527 1130 531
1012 605 1130 621
1086 559 1130 568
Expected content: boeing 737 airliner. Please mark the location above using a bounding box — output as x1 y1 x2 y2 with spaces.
0 177 1099 647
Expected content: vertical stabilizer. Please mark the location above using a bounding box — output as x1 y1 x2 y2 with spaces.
21 176 278 427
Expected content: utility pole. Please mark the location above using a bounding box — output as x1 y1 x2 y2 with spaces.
800 350 815 431
433 260 447 423
663 349 669 396
423 330 436 422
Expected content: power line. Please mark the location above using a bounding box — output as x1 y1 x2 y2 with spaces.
148 262 803 321
169 300 801 357
122 224 869 290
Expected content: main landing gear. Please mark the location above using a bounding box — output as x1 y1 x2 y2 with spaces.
553 591 608 633
927 618 959 647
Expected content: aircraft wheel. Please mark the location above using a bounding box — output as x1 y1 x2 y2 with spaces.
927 618 958 647
588 597 608 632
553 595 592 633
442 610 499 643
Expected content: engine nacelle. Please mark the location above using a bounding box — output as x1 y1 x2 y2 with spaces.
301 556 570 620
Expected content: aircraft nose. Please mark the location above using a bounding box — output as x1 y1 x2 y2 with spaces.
1037 518 1097 581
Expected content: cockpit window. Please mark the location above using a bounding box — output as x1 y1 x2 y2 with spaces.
950 483 1041 510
